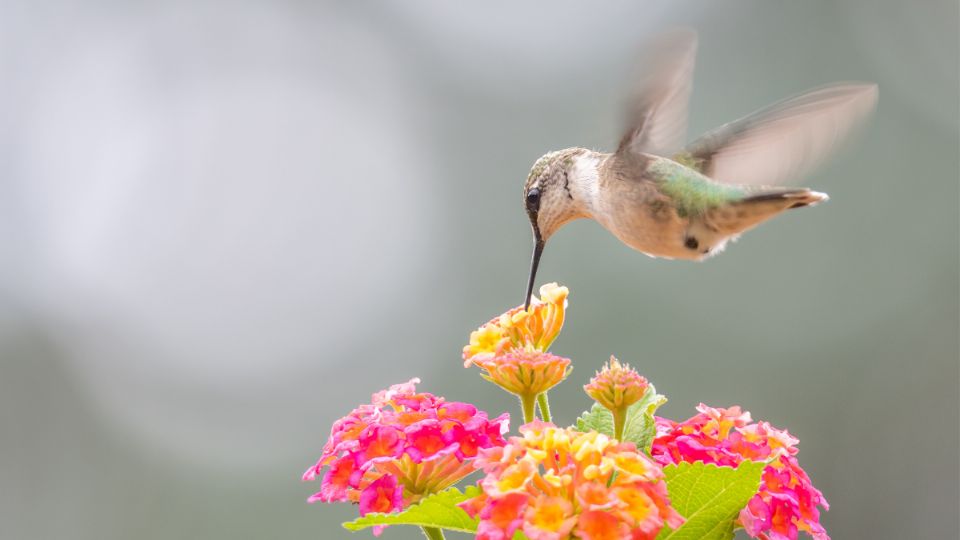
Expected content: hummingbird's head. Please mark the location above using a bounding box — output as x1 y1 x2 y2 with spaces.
522 147 592 309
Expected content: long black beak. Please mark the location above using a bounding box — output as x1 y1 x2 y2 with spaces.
524 234 545 311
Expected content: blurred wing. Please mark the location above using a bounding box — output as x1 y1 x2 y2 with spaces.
682 83 878 186
617 28 698 159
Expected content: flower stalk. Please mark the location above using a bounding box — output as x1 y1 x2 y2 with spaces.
420 526 444 540
612 407 628 442
536 392 552 423
520 394 538 424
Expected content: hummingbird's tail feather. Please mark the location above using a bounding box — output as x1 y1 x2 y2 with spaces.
683 188 826 259
704 189 828 236
741 189 829 209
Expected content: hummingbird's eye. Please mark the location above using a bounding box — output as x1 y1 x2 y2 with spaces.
526 188 541 212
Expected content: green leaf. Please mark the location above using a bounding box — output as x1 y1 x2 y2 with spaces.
574 384 667 453
342 486 481 533
655 461 766 540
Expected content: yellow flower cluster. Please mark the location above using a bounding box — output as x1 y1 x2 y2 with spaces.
462 283 568 366
459 422 683 540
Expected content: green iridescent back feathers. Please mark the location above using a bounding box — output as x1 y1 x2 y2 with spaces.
649 156 744 218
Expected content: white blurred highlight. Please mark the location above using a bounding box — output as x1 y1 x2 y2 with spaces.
7 4 436 465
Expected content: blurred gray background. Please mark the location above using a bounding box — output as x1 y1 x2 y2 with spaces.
1 1 957 539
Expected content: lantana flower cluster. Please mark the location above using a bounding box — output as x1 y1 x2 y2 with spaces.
459 421 683 540
584 356 650 441
304 283 830 540
463 283 572 422
302 378 508 534
652 404 830 540
584 356 649 413
463 283 568 365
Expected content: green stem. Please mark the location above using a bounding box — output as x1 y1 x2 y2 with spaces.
612 408 627 441
536 392 552 423
421 526 445 540
520 393 538 424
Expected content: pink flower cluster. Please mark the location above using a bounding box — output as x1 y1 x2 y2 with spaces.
302 378 509 535
652 404 829 540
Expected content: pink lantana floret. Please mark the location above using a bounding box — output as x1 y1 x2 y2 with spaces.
403 420 459 463
652 403 829 540
358 475 404 536
472 492 527 540
358 474 403 516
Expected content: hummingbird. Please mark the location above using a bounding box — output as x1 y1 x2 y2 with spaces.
522 29 877 308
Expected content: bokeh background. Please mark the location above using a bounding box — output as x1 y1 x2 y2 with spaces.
1 1 957 539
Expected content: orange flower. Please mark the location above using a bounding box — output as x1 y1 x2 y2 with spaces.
584 356 650 441
460 423 683 540
584 356 649 413
463 283 569 366
472 350 571 401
